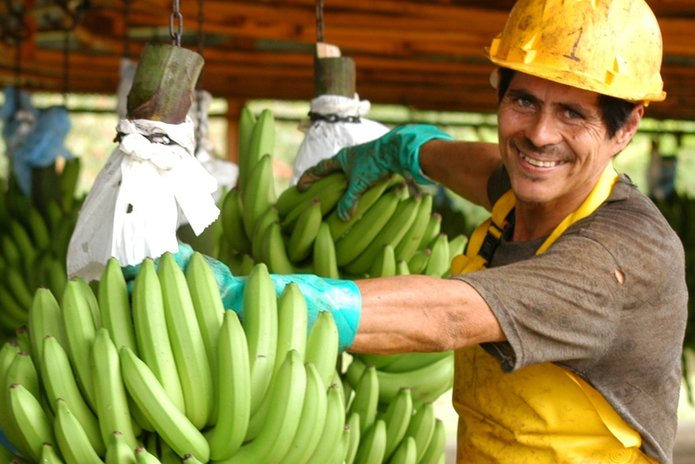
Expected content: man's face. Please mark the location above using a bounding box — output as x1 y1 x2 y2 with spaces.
497 72 638 211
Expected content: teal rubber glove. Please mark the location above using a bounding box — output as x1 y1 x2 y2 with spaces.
217 271 361 353
123 243 361 352
297 124 453 220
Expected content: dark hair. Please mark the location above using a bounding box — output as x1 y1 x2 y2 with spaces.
496 67 638 138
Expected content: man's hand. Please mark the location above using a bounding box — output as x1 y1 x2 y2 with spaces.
296 124 452 220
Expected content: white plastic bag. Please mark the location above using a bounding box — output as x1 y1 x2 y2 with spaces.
290 94 389 185
67 116 219 281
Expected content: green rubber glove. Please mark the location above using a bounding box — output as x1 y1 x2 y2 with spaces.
123 243 361 352
297 124 453 220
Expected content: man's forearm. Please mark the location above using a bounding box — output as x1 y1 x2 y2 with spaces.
349 275 505 354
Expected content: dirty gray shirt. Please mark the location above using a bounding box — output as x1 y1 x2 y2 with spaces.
453 172 688 463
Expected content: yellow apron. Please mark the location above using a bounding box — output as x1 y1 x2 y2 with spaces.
450 166 659 463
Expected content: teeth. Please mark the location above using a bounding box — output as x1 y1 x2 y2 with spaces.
521 153 558 168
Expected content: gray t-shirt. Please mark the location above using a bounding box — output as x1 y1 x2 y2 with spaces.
454 171 688 463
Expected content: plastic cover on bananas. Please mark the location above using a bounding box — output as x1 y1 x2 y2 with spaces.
66 116 220 282
1 86 73 195
289 94 389 185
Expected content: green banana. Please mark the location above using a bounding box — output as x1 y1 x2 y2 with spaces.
305 310 339 390
74 277 101 327
182 453 205 464
61 279 98 410
277 171 347 217
346 363 379 436
5 350 40 404
220 186 251 253
447 233 469 263
0 283 29 330
376 351 452 374
261 221 296 274
353 419 387 464
40 442 64 463
369 243 398 277
43 255 68 301
327 424 351 464
0 341 24 456
185 252 225 382
131 258 185 414
7 383 56 462
287 199 322 263
335 186 402 266
344 195 421 275
236 105 257 193
220 350 306 464
15 325 31 354
405 401 436 462
325 174 401 241
304 381 345 464
388 435 417 464
220 187 252 255
312 221 339 279
243 263 278 414
120 346 210 462
59 157 82 211
419 418 447 464
274 283 308 374
40 335 105 455
380 387 413 460
396 259 411 275
158 252 214 429
54 398 103 464
8 220 36 270
346 353 454 405
394 194 433 264
26 206 51 250
425 233 451 277
282 362 328 464
205 311 251 461
28 288 67 378
105 431 137 464
134 446 162 464
419 212 442 251
242 153 276 238
3 350 41 459
98 257 137 353
6 265 34 309
243 108 275 193
1 234 22 268
407 248 431 275
344 411 361 464
251 205 279 262
92 328 139 450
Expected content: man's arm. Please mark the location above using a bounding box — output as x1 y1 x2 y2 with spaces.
419 140 502 210
349 275 505 354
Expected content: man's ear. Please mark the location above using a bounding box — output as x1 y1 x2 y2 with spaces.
614 104 645 150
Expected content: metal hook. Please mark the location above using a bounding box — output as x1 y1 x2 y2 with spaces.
169 0 183 47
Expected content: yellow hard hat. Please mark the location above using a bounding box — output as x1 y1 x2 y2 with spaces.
487 0 666 103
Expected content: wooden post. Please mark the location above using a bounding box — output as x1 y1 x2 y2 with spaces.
313 42 355 97
126 43 204 123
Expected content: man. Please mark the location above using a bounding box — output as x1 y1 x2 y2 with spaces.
297 0 688 462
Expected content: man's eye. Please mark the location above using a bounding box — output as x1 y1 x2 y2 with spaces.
515 96 534 108
565 108 583 120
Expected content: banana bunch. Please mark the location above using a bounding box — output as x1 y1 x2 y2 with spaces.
1 254 386 463
0 159 84 342
217 107 468 281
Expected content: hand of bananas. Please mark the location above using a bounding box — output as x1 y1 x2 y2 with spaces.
0 252 451 463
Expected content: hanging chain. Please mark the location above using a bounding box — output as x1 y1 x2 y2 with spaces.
315 0 324 43
169 0 183 47
194 0 205 154
4 0 31 88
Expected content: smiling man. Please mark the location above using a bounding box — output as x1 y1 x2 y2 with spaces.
297 0 688 462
